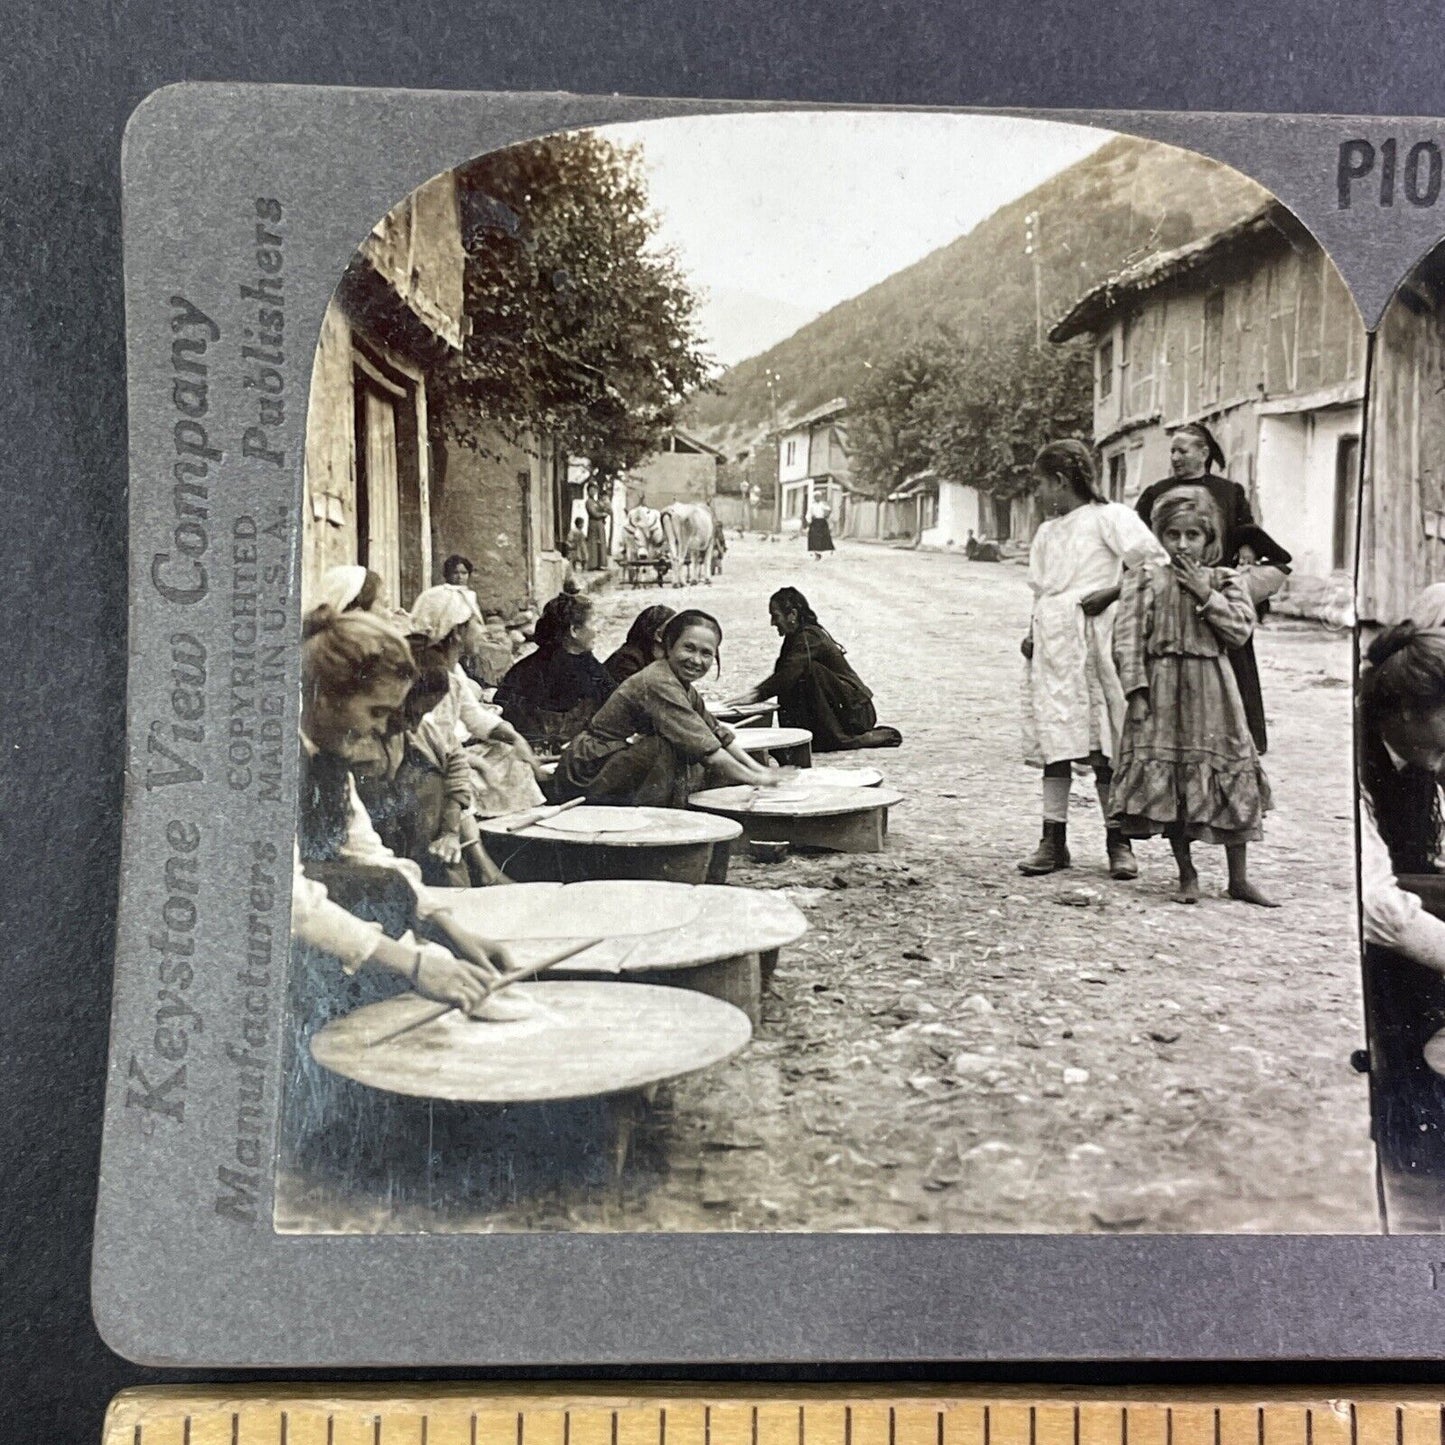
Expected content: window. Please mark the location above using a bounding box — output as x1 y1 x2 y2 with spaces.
1108 453 1127 503
785 440 797 467
1098 338 1114 398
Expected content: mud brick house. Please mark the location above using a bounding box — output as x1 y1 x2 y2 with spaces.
1049 201 1367 599
302 171 570 616
1359 246 1445 625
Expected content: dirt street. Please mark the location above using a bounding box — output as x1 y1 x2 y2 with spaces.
581 533 1374 1234
281 533 1377 1236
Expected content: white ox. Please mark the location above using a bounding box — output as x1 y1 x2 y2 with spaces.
659 502 718 588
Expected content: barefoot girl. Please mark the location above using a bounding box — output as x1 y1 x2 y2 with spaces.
1019 439 1166 878
1109 486 1275 905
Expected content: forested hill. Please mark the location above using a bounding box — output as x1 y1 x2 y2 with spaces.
683 135 1270 453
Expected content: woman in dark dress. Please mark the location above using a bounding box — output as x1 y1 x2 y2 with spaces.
1134 421 1273 752
730 586 902 752
806 498 835 559
604 604 676 684
493 591 617 751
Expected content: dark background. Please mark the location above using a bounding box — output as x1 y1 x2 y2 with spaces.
6 1 1445 1436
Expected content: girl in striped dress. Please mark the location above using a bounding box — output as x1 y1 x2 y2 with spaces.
1109 486 1276 906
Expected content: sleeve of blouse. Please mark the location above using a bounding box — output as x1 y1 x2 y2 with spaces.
457 685 502 741
1113 566 1151 697
647 672 731 762
290 843 386 974
1197 569 1257 648
754 636 810 699
1361 793 1445 972
1103 502 1169 569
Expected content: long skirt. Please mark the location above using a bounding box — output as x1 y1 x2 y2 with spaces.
777 671 892 752
1229 639 1268 755
807 517 835 553
1109 653 1270 844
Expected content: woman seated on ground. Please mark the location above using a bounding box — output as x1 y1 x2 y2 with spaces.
494 590 617 752
729 586 902 751
557 609 788 808
604 604 676 684
353 660 473 889
408 585 547 819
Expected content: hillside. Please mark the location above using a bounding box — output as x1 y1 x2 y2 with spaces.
683 134 1270 454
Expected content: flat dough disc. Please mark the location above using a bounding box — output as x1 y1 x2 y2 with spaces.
311 981 752 1102
434 879 701 940
535 806 647 836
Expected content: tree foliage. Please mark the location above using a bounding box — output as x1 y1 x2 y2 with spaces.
436 131 714 476
848 327 1093 503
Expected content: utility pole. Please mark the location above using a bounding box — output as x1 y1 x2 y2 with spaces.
766 367 783 534
1024 211 1042 350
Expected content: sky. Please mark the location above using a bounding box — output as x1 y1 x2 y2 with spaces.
593 111 1112 368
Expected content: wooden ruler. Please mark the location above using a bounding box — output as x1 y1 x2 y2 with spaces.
102 1387 1445 1445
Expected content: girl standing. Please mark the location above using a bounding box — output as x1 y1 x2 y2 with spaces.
1019 439 1166 879
1109 487 1276 906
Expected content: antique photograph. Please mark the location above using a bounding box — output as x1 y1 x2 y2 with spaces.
275 111 1372 1235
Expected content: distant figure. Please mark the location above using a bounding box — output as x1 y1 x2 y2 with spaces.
807 497 835 560
605 604 676 685
731 586 901 752
585 481 611 571
566 516 589 571
965 529 979 560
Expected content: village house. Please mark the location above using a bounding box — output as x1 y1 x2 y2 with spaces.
882 470 1017 549
302 170 571 616
1359 244 1445 625
1049 201 1367 598
777 398 852 530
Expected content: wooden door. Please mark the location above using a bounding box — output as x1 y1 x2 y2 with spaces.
355 380 401 607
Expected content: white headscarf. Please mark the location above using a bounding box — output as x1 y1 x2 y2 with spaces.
314 564 370 614
408 584 476 644
1408 583 1445 631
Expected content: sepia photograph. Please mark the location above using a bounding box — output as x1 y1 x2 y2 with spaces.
273 110 1372 1236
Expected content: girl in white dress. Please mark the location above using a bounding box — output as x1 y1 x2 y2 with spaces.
1018 439 1167 879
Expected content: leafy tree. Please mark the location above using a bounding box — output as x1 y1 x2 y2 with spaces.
924 332 1093 499
435 131 714 475
848 338 957 501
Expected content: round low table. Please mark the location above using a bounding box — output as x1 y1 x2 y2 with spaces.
732 725 813 768
312 981 751 1103
804 764 883 788
310 981 752 1183
689 781 904 855
430 879 808 1025
713 700 780 728
479 805 742 884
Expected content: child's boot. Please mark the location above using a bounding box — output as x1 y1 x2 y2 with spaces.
1018 820 1070 875
1105 826 1138 880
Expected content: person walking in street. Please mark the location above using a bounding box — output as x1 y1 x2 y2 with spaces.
1018 438 1167 880
585 481 612 572
806 494 835 560
1108 486 1275 906
1135 422 1274 753
730 586 902 751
